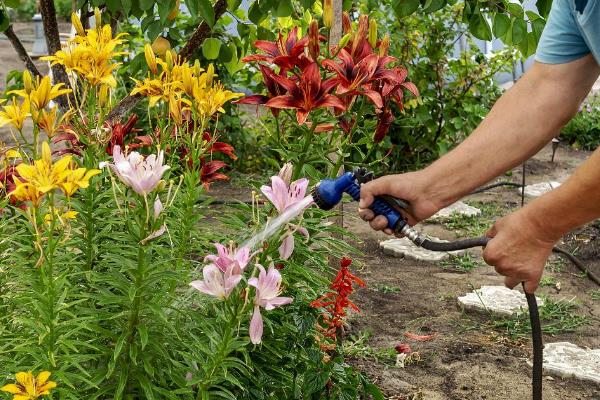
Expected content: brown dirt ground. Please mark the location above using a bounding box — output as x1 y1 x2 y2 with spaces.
209 143 600 399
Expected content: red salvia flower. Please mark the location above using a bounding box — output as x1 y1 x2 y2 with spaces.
241 26 310 72
310 257 365 340
266 63 346 124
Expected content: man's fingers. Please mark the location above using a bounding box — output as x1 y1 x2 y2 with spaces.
504 276 521 290
369 215 389 231
522 279 539 294
358 190 374 209
359 178 393 208
358 208 375 221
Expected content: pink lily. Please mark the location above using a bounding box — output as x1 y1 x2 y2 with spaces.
102 145 170 196
248 264 293 344
190 264 242 300
204 243 251 275
260 175 309 214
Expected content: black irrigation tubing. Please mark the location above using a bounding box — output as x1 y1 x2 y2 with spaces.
470 181 524 194
551 246 600 287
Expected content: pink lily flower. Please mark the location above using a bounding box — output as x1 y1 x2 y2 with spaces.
205 243 251 275
190 264 242 300
260 175 309 214
248 264 293 344
103 145 170 196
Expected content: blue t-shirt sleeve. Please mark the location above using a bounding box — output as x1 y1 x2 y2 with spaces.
535 0 591 64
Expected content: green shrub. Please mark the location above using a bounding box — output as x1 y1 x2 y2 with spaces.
560 95 600 150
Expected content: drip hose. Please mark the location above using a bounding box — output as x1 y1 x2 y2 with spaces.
414 235 543 400
471 181 524 194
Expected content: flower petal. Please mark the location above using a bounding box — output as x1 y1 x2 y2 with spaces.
278 234 294 260
249 306 264 344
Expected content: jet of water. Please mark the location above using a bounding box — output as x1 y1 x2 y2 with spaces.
242 195 315 251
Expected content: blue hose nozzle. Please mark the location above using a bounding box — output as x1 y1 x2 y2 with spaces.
311 171 407 233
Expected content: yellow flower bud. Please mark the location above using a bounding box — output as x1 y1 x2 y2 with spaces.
22 70 33 94
165 48 174 70
71 12 85 36
379 34 390 56
98 85 110 107
206 64 215 85
368 18 377 48
94 7 102 27
156 180 167 191
322 0 333 28
144 44 158 75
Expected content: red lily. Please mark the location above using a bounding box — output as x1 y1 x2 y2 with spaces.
52 128 84 157
203 132 237 160
200 160 229 188
234 65 291 116
266 63 345 124
106 114 152 155
241 27 310 72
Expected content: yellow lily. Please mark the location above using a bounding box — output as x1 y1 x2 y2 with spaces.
36 106 72 138
1 371 57 400
0 97 30 130
15 141 72 194
59 167 101 198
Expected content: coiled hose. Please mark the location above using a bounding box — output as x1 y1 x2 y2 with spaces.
415 236 543 400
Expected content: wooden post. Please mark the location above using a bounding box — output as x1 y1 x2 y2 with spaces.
328 0 344 269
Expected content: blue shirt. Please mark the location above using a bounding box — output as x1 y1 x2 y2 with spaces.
536 0 600 65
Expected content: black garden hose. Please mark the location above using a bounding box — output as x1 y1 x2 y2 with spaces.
418 236 543 400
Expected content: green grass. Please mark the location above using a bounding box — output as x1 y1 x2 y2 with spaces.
539 275 558 288
373 284 401 294
442 201 509 237
458 297 588 340
441 253 481 272
546 258 565 273
590 289 600 301
344 331 397 364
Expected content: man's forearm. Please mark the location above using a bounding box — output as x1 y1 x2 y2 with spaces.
420 55 600 208
525 147 600 242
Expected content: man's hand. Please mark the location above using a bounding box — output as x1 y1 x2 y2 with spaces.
358 171 442 235
483 208 556 293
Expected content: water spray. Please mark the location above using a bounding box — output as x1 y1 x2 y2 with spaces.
311 168 543 400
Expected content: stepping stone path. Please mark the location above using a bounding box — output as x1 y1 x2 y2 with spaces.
519 181 561 197
380 237 465 262
457 285 543 316
542 342 600 384
430 201 482 220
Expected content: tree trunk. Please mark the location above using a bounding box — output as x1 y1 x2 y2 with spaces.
3 25 42 78
106 0 228 122
39 0 73 108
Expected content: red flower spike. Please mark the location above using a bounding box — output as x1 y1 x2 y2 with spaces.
265 63 346 125
311 257 365 342
308 20 321 61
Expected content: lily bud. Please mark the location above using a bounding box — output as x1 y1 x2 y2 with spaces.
98 85 110 107
94 7 102 27
206 64 215 85
22 70 33 94
368 19 377 48
144 44 158 75
379 34 390 56
156 179 167 192
334 33 352 55
165 49 174 70
71 12 85 36
342 12 351 34
322 0 333 28
308 20 320 61
278 163 293 185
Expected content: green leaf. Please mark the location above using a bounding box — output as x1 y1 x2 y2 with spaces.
219 42 233 62
4 0 19 8
422 0 445 13
364 383 385 400
392 0 420 18
511 18 527 45
198 0 215 27
224 43 244 75
0 10 9 32
146 20 163 41
227 0 243 10
138 325 149 350
202 37 222 59
536 0 552 17
276 0 293 17
469 14 492 41
248 1 264 24
531 18 546 41
507 3 524 18
139 0 155 11
493 14 510 38
158 0 175 23
121 0 132 16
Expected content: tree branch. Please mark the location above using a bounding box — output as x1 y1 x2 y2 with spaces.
39 0 74 109
3 25 42 78
106 0 229 122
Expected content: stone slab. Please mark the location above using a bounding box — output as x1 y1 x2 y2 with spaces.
380 237 465 262
542 342 600 384
431 201 482 220
457 285 543 316
519 181 561 197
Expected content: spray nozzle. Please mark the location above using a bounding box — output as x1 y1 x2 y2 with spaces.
311 169 408 233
